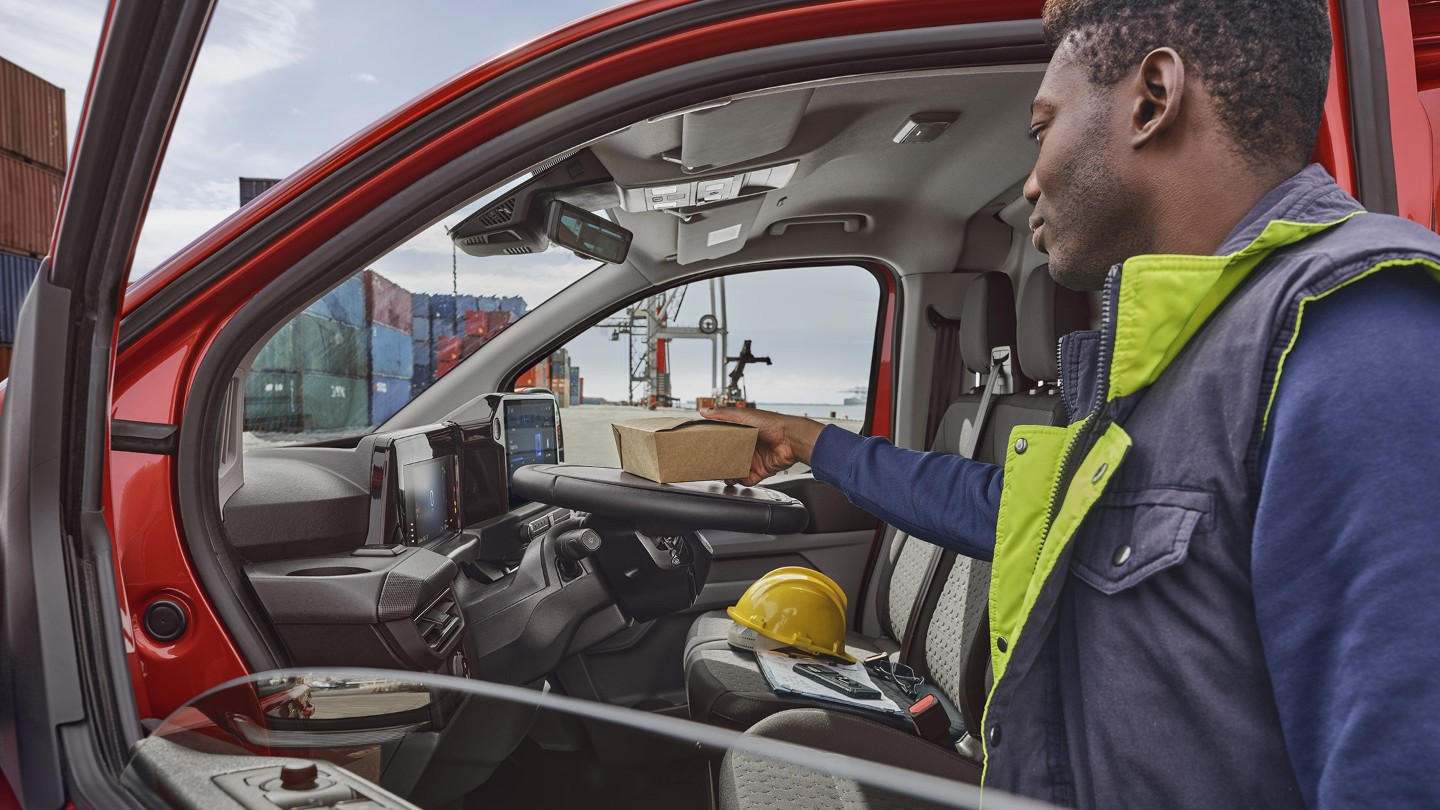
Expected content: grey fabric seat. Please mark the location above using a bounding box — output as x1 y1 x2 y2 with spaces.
685 273 1018 732
717 709 981 810
716 267 1093 807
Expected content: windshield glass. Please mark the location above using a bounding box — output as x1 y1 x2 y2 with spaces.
123 669 1038 810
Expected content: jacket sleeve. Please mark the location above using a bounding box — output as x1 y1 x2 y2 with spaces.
1252 267 1440 809
807 424 1001 561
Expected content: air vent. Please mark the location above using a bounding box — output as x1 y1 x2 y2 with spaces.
413 590 463 652
502 246 533 255
477 197 516 228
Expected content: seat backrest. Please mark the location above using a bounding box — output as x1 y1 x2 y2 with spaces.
913 265 1090 731
878 272 1015 645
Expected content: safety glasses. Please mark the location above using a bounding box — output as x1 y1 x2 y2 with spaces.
867 659 925 699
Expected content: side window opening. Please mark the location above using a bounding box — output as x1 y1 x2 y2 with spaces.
537 265 883 473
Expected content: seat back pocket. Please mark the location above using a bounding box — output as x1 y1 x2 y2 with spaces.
1070 488 1211 595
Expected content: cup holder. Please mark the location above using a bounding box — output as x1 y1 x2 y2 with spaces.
288 566 368 577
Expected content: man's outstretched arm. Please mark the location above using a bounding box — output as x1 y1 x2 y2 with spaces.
702 408 1002 561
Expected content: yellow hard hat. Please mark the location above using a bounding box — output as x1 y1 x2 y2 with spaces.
727 566 855 662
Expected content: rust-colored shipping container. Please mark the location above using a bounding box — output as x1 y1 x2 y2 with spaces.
460 334 487 358
0 153 63 257
0 58 67 173
0 344 11 381
436 335 463 365
362 269 412 333
514 363 549 391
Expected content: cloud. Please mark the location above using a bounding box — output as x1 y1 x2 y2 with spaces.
350 72 378 84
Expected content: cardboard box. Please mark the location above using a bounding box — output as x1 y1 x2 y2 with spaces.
611 417 758 483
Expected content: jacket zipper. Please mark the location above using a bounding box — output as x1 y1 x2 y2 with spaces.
1036 264 1122 548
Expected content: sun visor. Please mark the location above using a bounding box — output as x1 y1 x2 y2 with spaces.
675 195 768 265
680 89 813 172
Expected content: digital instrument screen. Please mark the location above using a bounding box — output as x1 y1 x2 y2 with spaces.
504 398 559 504
547 200 632 264
402 456 458 544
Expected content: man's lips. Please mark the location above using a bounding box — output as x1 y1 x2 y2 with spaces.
1031 220 1046 252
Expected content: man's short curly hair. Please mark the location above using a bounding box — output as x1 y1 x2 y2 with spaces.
1042 0 1331 170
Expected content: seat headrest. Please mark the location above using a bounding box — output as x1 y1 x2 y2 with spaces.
959 272 1017 374
1016 266 1092 383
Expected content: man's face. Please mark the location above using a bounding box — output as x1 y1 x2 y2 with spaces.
1025 46 1154 291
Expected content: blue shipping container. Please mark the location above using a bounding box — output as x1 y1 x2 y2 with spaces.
305 275 366 326
370 324 413 379
0 250 42 343
411 292 431 319
411 363 434 393
370 375 412 424
411 315 430 342
457 294 478 315
432 294 455 320
432 317 456 339
412 340 432 368
569 367 581 406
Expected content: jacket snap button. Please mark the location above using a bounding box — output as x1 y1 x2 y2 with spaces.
1112 544 1132 566
1014 438 1028 454
1091 463 1108 483
996 636 1008 653
988 724 1002 747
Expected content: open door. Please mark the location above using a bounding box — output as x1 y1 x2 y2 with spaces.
0 1 215 806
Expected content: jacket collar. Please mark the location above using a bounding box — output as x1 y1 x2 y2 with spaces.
1102 164 1365 401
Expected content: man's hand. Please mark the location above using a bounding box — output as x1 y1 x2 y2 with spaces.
700 407 825 487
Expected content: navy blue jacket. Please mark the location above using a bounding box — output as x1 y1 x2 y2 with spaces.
811 267 1440 807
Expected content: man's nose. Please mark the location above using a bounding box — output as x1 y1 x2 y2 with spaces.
1023 169 1040 207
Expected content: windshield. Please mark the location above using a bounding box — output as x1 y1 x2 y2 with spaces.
122 669 1046 810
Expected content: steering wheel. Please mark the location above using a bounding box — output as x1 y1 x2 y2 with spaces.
510 465 809 535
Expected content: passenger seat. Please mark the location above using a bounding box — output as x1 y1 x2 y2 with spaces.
716 266 1094 802
684 272 1017 732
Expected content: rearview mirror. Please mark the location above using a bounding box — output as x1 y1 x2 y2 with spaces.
546 200 631 264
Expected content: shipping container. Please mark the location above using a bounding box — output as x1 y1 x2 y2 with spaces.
297 314 366 377
370 323 412 379
411 362 434 388
457 294 478 316
0 250 41 343
411 340 432 368
370 375 412 424
251 320 298 372
436 335 463 365
363 269 413 333
460 334 487 359
432 294 456 320
432 317 456 339
244 370 303 432
301 373 369 431
0 153 62 257
411 292 432 319
500 296 527 318
569 368 581 406
411 315 430 342
0 58 67 173
515 363 549 391
239 177 280 207
0 343 12 381
304 275 366 327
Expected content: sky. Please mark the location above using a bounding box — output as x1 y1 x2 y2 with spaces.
0 0 882 405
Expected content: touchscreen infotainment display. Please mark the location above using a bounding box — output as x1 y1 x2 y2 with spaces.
504 397 560 501
402 456 458 544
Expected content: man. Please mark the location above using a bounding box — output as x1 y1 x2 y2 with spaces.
704 1 1440 807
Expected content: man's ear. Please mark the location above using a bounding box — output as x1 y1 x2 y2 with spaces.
1131 47 1185 149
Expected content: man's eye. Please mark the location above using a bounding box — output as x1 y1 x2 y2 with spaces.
1027 127 1042 142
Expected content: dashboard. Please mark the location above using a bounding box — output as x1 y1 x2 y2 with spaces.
227 391 714 685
